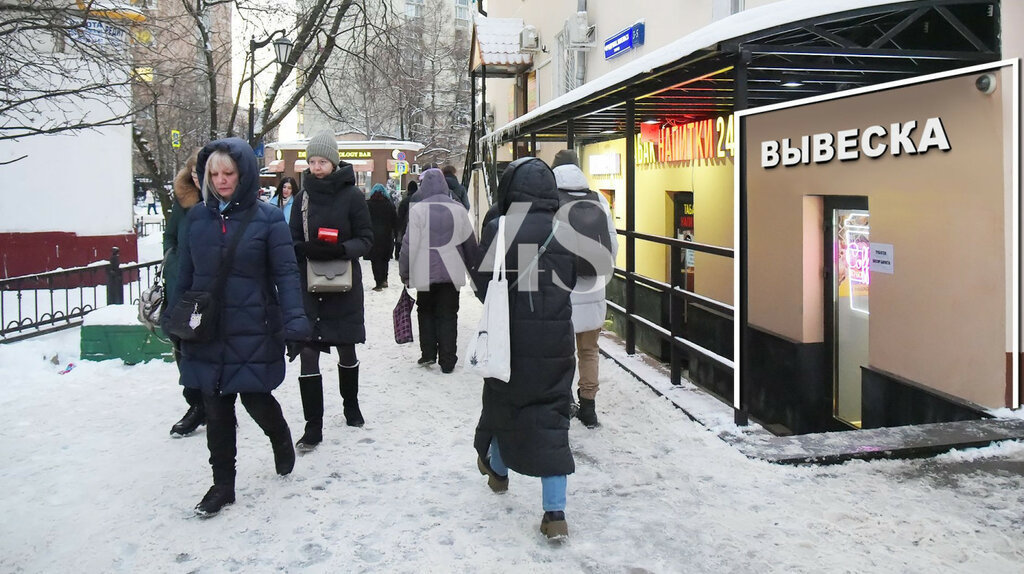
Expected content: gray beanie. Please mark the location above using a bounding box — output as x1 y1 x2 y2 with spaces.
306 130 339 167
552 149 579 168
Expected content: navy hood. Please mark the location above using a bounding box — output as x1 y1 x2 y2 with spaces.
497 157 558 214
196 137 260 211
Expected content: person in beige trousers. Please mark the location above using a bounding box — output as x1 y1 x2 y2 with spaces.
552 150 619 428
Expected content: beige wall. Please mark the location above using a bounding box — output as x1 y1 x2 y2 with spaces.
745 70 1013 408
580 137 734 304
1005 1 1024 406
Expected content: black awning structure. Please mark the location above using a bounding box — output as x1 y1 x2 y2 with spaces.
480 0 1001 146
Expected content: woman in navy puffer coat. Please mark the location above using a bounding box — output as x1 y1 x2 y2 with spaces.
166 137 310 518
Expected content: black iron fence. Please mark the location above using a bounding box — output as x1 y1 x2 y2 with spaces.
0 248 161 343
135 216 166 238
606 230 735 403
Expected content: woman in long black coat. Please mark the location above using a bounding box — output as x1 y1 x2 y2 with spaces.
365 183 398 291
289 131 374 451
165 137 310 517
470 157 577 539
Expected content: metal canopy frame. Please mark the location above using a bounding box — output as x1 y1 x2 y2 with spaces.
467 0 1002 425
481 0 1000 146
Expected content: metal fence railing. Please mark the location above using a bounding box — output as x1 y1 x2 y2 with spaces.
135 216 166 238
606 229 735 403
0 247 161 343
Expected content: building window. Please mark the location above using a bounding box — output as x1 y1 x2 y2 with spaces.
405 0 424 19
454 0 469 25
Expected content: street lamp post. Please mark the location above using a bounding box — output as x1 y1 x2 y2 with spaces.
248 30 293 149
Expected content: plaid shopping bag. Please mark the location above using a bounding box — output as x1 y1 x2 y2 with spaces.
393 288 415 344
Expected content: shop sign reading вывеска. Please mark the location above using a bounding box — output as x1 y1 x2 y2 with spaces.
761 117 951 168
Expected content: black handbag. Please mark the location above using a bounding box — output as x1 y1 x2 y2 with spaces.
165 206 256 342
164 290 217 341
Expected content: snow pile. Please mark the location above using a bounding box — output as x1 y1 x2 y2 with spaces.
2 262 1024 572
81 304 144 327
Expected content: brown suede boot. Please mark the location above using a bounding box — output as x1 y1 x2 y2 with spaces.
540 511 569 540
476 456 509 493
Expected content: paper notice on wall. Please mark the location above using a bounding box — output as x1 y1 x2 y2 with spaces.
870 243 894 274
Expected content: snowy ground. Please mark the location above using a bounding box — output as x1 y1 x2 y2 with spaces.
3 261 1024 573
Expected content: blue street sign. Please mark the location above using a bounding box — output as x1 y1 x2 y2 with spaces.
254 140 265 158
604 21 645 60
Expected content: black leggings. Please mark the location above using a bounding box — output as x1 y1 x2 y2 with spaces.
299 343 357 374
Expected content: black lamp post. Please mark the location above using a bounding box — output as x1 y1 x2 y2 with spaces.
248 30 293 148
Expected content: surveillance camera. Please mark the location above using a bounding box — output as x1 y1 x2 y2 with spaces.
976 73 997 95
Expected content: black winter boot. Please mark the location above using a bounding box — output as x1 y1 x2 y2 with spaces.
576 393 600 429
194 484 235 517
239 393 295 476
170 403 205 437
296 374 324 452
339 363 364 427
271 428 295 476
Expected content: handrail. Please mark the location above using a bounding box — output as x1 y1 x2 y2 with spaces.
1 248 161 342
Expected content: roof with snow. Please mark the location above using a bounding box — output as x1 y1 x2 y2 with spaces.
469 15 533 77
481 0 1000 145
267 140 425 151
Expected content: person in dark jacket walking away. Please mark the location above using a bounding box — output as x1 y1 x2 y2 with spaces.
290 130 375 451
399 168 478 373
164 138 310 517
552 149 618 428
442 164 470 210
470 157 577 540
394 180 417 259
366 183 398 291
164 150 205 437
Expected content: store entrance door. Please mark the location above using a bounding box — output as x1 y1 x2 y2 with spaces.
824 197 869 429
672 192 695 291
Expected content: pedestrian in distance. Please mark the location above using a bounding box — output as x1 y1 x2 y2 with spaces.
470 156 577 540
273 176 298 224
395 180 417 259
163 137 311 518
366 183 398 291
442 164 470 211
164 149 205 438
145 188 159 215
289 130 374 451
399 168 478 373
552 149 618 428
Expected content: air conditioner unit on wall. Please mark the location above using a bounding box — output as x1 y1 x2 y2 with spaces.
567 12 593 47
476 102 494 125
520 25 540 51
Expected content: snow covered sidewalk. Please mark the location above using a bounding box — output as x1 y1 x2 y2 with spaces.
2 267 1024 573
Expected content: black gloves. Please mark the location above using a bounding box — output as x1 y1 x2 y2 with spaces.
285 341 302 362
297 241 346 261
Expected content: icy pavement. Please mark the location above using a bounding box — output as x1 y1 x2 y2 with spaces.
2 263 1024 573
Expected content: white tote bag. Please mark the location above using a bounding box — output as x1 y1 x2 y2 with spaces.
466 216 512 382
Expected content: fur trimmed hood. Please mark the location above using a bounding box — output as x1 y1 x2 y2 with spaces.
172 162 201 209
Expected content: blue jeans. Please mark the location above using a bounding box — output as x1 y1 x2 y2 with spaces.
489 438 567 512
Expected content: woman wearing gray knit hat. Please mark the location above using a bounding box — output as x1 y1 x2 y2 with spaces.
288 130 374 451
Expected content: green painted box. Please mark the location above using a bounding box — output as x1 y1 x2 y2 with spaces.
80 305 173 365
